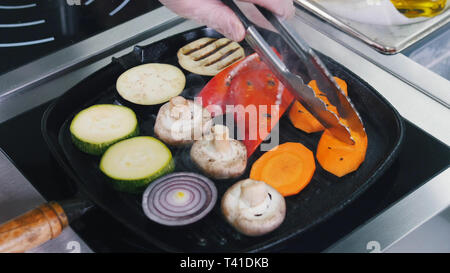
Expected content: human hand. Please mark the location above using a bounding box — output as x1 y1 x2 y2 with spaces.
159 0 295 41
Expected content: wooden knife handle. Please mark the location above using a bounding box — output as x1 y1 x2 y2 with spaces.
0 202 68 253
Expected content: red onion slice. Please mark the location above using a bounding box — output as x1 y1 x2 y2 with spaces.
142 172 217 226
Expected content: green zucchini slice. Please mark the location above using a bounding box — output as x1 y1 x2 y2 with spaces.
100 136 175 193
70 104 139 155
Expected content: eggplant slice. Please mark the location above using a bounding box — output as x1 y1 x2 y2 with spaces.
177 37 245 76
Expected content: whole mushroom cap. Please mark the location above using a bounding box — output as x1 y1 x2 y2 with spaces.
221 179 286 236
154 96 212 146
190 124 247 179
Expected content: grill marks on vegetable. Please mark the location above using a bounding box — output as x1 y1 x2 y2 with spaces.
216 55 244 70
178 37 245 76
267 80 276 86
182 38 219 56
191 40 231 60
189 39 242 68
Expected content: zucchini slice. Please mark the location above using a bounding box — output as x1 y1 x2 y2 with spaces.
116 63 186 105
100 136 175 193
70 104 139 155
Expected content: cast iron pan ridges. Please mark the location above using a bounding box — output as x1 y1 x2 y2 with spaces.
42 27 404 252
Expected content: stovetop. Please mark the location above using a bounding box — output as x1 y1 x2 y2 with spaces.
0 0 162 75
0 102 448 252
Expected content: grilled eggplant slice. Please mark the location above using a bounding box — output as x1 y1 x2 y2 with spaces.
177 37 245 76
116 63 186 106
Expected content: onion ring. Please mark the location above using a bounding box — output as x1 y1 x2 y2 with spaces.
142 172 217 226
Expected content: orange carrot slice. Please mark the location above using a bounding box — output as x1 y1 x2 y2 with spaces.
316 128 368 177
288 77 348 133
250 142 316 196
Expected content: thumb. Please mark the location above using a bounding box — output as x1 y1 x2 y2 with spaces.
160 0 246 41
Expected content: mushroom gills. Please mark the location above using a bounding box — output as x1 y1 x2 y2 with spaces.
221 179 286 236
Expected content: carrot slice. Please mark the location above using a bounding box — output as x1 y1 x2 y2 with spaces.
288 77 348 133
250 142 316 196
316 128 368 177
288 101 324 133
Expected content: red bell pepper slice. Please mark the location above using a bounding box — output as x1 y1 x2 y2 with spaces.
198 53 294 157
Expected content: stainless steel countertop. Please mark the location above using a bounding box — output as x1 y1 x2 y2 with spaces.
0 7 448 253
294 0 450 55
293 6 450 108
326 169 450 252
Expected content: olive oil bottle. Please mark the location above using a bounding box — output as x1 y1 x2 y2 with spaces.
390 0 447 18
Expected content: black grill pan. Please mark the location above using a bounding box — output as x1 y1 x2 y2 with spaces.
42 27 404 252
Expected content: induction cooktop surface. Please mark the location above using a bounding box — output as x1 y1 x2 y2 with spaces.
0 0 162 75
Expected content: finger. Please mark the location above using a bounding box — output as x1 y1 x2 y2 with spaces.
235 1 276 32
198 0 247 41
239 0 295 19
160 0 246 41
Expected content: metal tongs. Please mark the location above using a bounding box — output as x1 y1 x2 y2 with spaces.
221 0 365 144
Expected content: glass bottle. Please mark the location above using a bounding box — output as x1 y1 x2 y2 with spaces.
390 0 447 18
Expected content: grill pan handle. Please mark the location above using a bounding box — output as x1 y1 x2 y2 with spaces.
0 199 93 253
